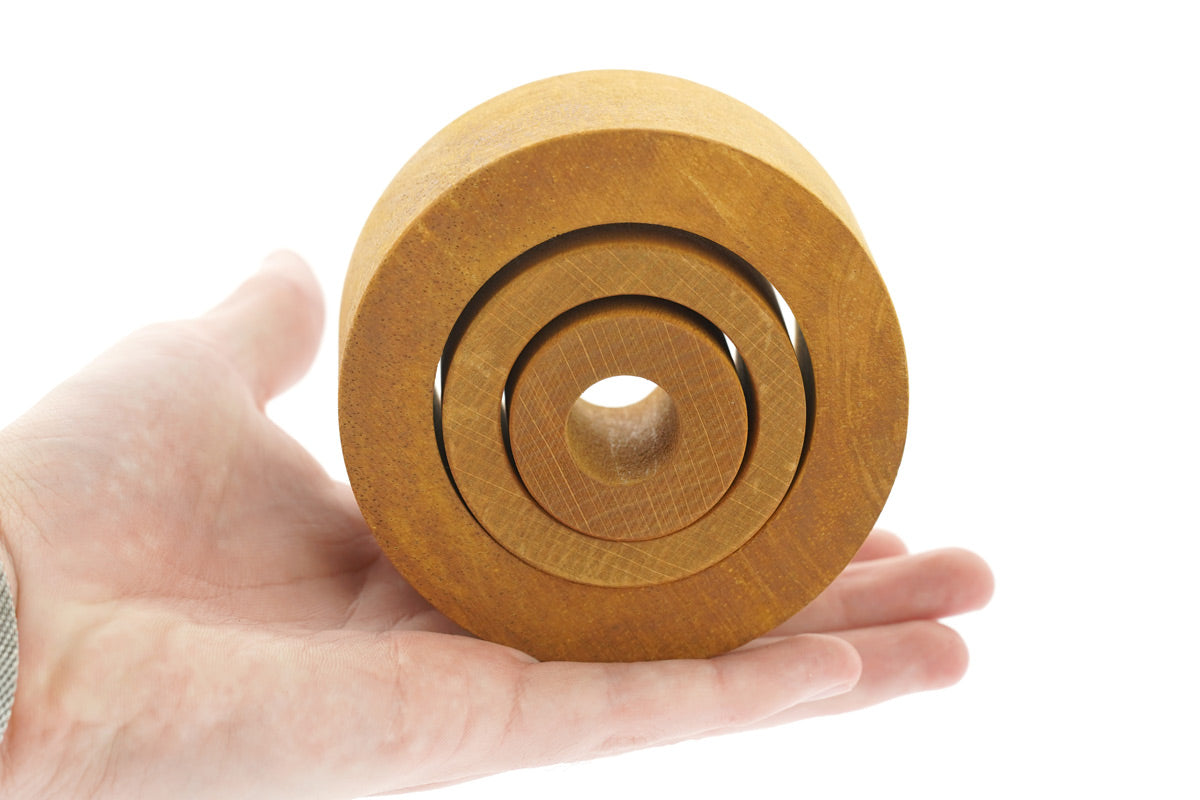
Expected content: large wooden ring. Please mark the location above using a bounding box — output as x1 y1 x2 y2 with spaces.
339 71 908 661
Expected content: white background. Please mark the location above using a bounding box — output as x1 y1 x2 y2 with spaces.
2 2 1197 797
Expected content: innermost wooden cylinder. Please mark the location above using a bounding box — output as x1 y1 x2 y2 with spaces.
507 296 748 542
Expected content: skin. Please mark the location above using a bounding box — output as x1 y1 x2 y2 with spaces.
0 252 993 798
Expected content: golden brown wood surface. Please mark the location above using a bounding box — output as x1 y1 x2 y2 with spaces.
339 70 908 661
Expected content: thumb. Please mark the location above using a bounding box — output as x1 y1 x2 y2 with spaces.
200 250 324 406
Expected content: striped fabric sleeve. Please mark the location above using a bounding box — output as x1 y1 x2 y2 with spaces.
0 567 15 742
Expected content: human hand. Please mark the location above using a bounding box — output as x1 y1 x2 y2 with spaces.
0 252 993 799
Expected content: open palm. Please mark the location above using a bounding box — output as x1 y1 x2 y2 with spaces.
0 253 992 799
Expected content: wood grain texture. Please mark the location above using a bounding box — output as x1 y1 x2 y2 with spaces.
508 295 748 543
339 70 907 661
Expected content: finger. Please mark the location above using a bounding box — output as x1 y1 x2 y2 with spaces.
500 633 861 763
770 548 993 636
111 624 859 798
747 620 969 730
200 250 324 405
852 528 908 562
263 631 862 794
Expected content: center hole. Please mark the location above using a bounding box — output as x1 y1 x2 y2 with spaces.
578 374 659 408
566 376 679 485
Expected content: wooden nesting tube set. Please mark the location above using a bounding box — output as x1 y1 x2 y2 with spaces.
339 71 907 662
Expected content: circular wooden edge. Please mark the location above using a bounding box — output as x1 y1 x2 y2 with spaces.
339 71 907 661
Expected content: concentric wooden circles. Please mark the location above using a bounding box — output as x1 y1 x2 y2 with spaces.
339 70 908 662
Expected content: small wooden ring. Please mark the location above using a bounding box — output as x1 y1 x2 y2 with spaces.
508 295 748 542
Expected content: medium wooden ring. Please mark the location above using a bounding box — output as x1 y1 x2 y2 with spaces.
440 225 805 587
